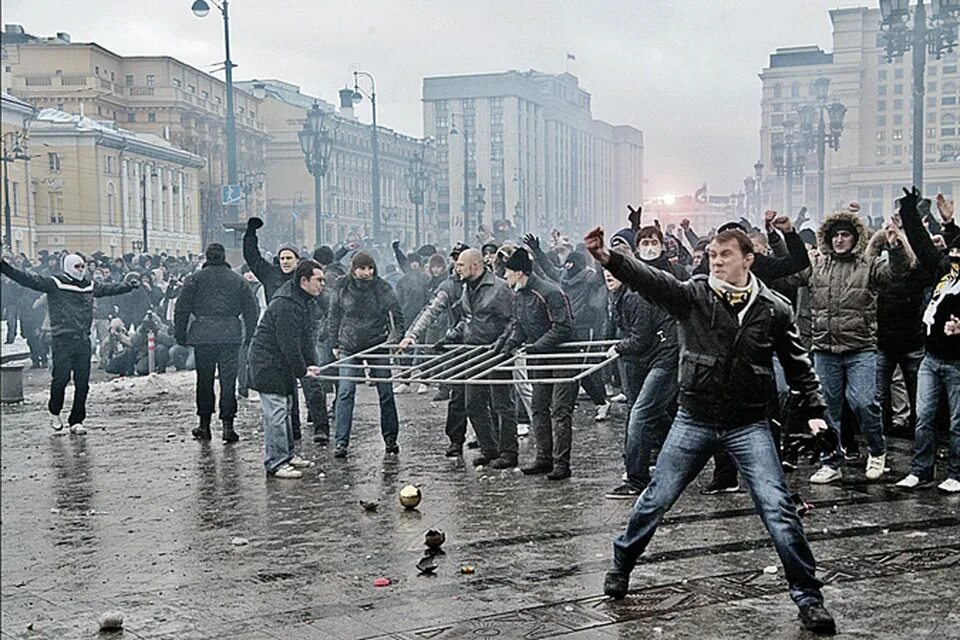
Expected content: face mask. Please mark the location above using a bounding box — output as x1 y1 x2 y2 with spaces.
512 280 523 292
637 246 662 261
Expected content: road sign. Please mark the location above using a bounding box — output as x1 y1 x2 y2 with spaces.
221 184 242 206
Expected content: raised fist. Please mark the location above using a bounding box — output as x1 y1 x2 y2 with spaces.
247 217 264 231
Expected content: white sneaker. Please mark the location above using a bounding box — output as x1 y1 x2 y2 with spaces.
69 424 87 435
895 474 930 489
809 466 843 484
937 478 960 494
51 415 65 431
395 383 410 394
271 464 302 479
517 423 530 437
416 384 429 395
289 455 315 469
595 402 611 422
865 453 886 480
610 393 627 403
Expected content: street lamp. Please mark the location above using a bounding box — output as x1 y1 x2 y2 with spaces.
141 166 159 252
449 114 472 243
351 71 382 242
880 0 960 190
404 147 429 247
513 168 526 234
2 134 29 252
238 169 265 214
191 0 240 239
298 102 334 247
796 77 846 221
474 182 486 236
772 120 805 216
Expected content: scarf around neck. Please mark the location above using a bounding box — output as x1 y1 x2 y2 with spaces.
708 272 759 324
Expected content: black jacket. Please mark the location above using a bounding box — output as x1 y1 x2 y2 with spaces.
605 251 824 427
328 274 403 353
395 269 432 331
446 269 514 345
0 260 135 340
561 267 607 334
173 259 259 346
501 273 573 354
243 229 292 301
696 229 811 285
608 286 678 370
248 280 318 396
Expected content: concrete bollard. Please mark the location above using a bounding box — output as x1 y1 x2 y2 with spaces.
0 363 25 404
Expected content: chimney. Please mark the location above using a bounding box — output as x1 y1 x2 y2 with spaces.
339 87 356 120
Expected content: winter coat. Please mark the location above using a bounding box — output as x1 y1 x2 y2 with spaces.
605 250 825 427
248 280 318 396
173 259 259 346
865 228 928 355
0 260 135 340
608 286 678 370
446 269 514 345
243 229 292 301
395 269 432 331
501 273 573 354
561 267 607 335
328 274 403 353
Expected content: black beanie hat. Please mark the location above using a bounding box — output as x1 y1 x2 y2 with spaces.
351 251 376 272
450 242 470 258
505 247 533 274
829 219 860 241
481 242 499 256
564 251 586 273
204 243 226 263
313 245 334 265
277 242 299 259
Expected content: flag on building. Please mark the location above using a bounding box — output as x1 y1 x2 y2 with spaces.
694 183 708 203
566 53 576 61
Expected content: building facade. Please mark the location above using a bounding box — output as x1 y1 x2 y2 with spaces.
23 108 204 256
1 24 268 245
237 79 437 249
759 7 959 224
1 92 35 255
422 71 643 245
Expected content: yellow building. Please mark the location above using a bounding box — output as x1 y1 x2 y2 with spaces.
1 92 35 255
26 108 205 256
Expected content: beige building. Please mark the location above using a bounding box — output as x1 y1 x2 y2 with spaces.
422 70 643 244
24 108 204 256
2 92 35 255
759 7 960 224
1 24 268 244
237 79 437 249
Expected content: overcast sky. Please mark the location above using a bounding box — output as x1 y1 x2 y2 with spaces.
6 0 862 197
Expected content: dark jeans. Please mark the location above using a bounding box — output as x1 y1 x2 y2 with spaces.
237 342 251 396
105 350 137 376
530 370 577 467
876 348 923 434
465 374 518 459
910 354 960 481
623 364 678 487
303 375 329 435
194 343 239 421
815 350 886 469
334 354 399 448
444 384 468 445
613 410 824 608
49 335 92 426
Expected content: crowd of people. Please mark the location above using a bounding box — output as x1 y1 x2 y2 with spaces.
2 185 957 635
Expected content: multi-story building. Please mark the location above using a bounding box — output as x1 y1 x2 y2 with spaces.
759 7 959 224
1 24 268 244
422 71 643 244
237 79 437 249
23 108 204 256
1 92 35 255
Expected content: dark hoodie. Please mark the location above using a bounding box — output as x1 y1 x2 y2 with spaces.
243 228 295 300
247 279 318 396
327 259 404 353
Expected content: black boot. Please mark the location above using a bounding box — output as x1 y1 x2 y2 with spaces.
192 416 212 441
222 418 240 443
547 464 571 480
521 460 553 475
313 423 330 445
292 421 302 442
603 569 630 599
798 603 836 635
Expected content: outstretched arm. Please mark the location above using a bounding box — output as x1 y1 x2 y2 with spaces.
0 260 56 293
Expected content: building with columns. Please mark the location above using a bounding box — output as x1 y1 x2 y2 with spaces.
24 108 204 256
1 92 35 255
759 7 959 224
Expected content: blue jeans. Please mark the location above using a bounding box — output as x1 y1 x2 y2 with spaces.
814 350 886 469
261 392 294 473
911 354 960 481
623 365 678 487
334 354 399 448
875 348 923 433
613 410 824 608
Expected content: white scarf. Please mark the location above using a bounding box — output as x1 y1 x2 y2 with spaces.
708 272 759 325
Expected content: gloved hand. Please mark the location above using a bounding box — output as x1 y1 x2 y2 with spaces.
247 217 264 231
392 240 401 249
523 234 541 252
606 344 619 358
431 339 448 351
627 204 642 231
898 186 922 213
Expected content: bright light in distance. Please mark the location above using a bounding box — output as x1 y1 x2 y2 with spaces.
661 194 676 205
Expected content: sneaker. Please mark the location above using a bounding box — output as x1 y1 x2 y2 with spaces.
864 453 886 480
522 460 553 475
517 423 530 437
547 465 571 480
270 464 303 480
595 402 611 422
606 483 644 500
191 424 212 441
289 455 315 469
445 442 463 457
937 478 960 494
69 424 87 435
809 466 843 484
395 383 410 394
603 570 630 599
466 440 480 449
472 454 494 467
699 478 740 495
50 415 65 432
490 456 518 469
894 474 925 489
333 446 348 459
797 603 836 635
313 431 329 446
610 392 627 403
416 384 429 395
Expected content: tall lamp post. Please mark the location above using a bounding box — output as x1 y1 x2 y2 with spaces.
474 183 486 238
772 120 805 216
238 169 265 214
449 115 472 243
405 148 428 247
191 0 240 237
879 0 960 190
2 134 29 252
140 165 159 252
298 102 334 247
797 77 847 222
351 71 381 242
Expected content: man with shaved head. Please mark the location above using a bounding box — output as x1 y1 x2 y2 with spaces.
439 248 519 468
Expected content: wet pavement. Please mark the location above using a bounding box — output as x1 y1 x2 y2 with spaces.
1 370 958 639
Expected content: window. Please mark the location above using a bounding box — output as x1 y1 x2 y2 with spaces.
876 146 887 157
188 84 196 94
47 192 64 224
47 153 61 172
893 114 903 125
878 70 887 81
104 155 114 174
490 113 503 126
877 100 887 111
106 183 116 226
110 71 115 82
490 97 503 109
435 100 448 112
895 68 904 79
929 81 938 92
771 114 784 126
791 83 800 97
95 65 99 75
877 85 887 96
894 84 903 95
148 112 156 122
943 96 958 105
172 78 181 88
127 112 136 122
202 90 209 100
773 83 783 98
436 116 447 130
893 129 903 140
944 65 958 74
927 143 938 153
877 131 886 141
893 99 903 110
928 96 938 107
772 102 783 112
10 182 19 217
945 82 958 94
437 133 447 146
461 98 475 111
928 127 937 137
943 128 957 136
437 149 448 164
125 74 134 87
146 74 155 87
893 145 903 156
877 115 887 126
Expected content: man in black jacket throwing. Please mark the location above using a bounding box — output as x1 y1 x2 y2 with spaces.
585 226 836 635
175 243 259 443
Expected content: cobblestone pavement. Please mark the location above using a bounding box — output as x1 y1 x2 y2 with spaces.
1 370 958 639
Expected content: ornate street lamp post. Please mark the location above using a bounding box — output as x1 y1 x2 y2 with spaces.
298 102 334 247
474 182 486 238
772 120 805 216
404 148 429 247
351 71 381 242
797 77 846 221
